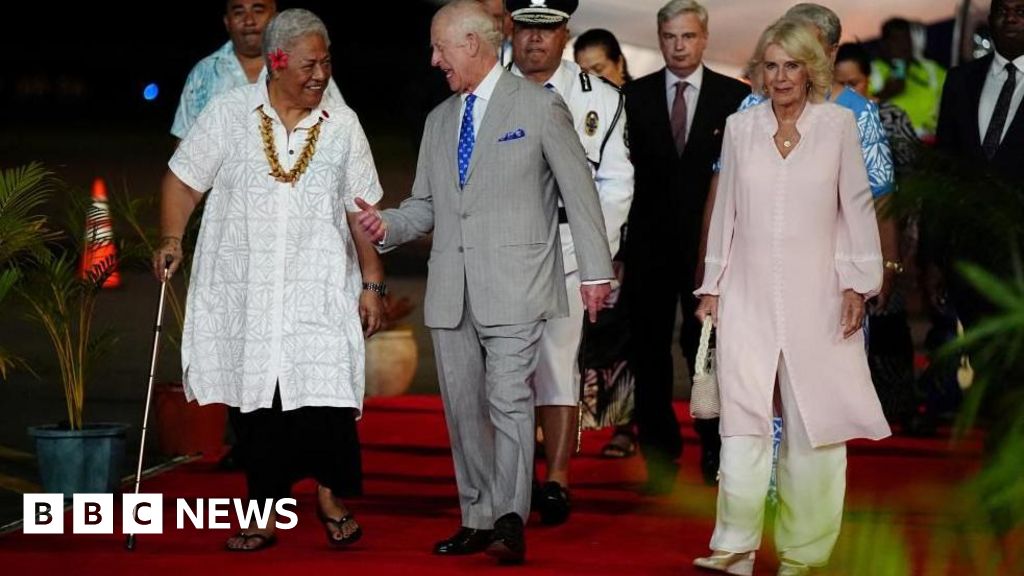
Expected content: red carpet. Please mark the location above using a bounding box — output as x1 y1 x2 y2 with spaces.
0 396 1006 575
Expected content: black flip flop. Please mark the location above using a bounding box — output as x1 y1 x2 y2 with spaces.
225 531 277 552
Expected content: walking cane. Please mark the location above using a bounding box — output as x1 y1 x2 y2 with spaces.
125 257 172 551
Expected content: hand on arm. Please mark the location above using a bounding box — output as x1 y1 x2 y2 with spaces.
354 197 387 244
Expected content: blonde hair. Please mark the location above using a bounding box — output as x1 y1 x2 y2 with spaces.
748 18 831 103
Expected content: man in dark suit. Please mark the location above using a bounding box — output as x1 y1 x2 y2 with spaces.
931 0 1024 534
934 0 1024 328
620 0 749 493
936 0 1023 190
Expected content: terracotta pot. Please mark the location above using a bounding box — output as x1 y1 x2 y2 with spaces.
365 327 418 397
154 382 227 456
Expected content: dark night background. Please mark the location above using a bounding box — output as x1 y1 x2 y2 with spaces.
1 0 451 199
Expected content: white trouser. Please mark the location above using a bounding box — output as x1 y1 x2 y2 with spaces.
710 354 847 567
532 270 583 407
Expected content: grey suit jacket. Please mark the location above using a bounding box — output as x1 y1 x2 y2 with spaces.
382 70 613 329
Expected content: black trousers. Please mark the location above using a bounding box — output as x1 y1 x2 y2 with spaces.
624 264 717 467
234 387 363 503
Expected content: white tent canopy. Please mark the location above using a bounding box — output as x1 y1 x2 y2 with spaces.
562 0 964 78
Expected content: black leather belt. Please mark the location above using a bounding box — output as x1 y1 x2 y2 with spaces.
558 207 568 223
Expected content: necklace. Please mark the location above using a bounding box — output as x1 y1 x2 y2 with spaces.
257 105 323 185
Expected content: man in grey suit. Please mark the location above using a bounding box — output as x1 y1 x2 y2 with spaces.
355 0 613 565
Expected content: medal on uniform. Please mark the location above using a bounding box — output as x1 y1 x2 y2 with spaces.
584 110 599 136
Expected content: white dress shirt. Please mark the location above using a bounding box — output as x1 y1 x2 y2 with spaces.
978 51 1024 144
458 62 505 140
665 63 704 141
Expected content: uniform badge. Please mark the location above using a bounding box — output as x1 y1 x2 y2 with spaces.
584 111 599 136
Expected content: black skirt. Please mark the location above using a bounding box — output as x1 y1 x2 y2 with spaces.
234 386 362 502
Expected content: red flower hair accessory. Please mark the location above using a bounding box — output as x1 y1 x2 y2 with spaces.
268 49 289 71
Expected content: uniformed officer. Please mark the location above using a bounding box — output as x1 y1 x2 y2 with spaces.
506 0 634 525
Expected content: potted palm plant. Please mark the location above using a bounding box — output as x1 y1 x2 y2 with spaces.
1 164 128 497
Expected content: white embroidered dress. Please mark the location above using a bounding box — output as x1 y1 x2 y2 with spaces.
170 82 383 414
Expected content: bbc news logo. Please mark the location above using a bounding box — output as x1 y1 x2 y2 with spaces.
23 494 298 534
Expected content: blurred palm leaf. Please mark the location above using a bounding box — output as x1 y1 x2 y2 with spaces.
0 163 60 379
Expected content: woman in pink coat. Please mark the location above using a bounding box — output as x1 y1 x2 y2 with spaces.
691 19 890 576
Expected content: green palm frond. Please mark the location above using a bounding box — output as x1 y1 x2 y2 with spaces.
0 162 60 263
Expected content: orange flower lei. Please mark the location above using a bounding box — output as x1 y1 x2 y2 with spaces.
257 105 323 185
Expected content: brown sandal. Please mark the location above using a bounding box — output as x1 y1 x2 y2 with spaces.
225 531 277 552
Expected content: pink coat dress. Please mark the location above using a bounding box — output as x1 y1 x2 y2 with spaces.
696 101 891 447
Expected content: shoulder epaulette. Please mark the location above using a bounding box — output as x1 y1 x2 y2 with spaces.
579 72 592 92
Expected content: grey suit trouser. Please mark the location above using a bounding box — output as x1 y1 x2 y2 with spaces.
431 293 544 529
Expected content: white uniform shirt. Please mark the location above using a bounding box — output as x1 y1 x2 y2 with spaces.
510 60 634 271
170 81 382 414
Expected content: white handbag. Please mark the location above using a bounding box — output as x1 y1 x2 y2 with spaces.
690 316 720 419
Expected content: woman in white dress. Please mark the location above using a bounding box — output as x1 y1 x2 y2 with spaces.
154 9 385 551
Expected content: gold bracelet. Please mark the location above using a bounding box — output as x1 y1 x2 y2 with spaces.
884 260 904 274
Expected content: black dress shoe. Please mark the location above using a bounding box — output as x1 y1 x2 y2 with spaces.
433 527 494 555
537 481 570 526
485 513 525 565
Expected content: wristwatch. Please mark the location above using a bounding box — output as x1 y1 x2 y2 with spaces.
362 281 387 297
884 260 904 274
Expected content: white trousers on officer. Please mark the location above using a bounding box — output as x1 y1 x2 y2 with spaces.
709 354 846 567
531 269 583 407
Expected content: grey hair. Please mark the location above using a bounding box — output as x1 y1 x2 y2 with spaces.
437 0 501 52
657 0 708 31
262 8 330 69
785 3 842 47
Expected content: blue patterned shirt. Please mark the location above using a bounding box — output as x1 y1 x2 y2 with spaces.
172 43 251 139
726 88 894 198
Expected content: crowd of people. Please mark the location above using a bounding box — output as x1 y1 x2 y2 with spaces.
153 0 1024 572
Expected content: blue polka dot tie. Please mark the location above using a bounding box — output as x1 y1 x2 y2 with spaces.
458 94 477 189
